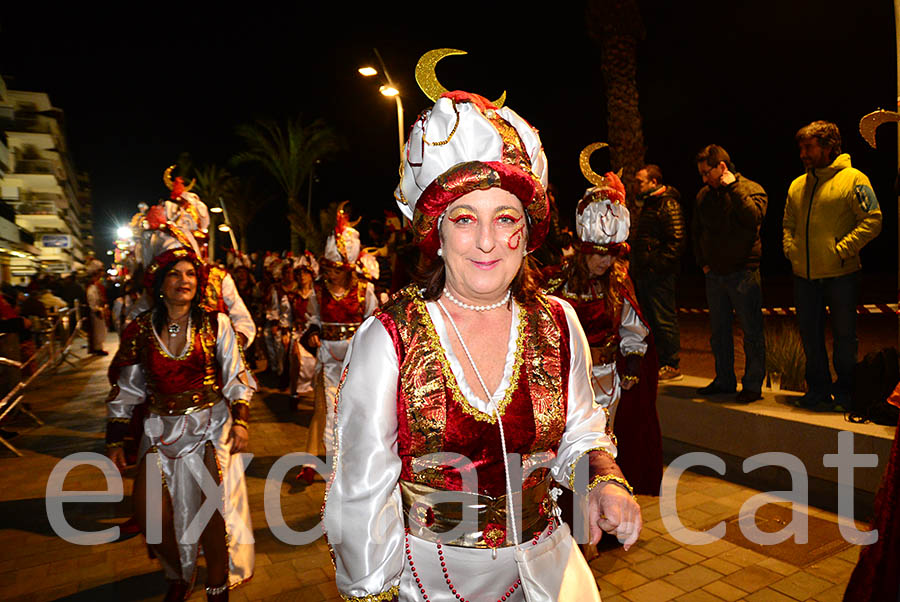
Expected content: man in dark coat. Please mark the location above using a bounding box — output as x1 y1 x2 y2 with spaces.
692 145 768 402
631 164 686 382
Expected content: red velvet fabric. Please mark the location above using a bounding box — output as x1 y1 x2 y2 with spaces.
377 291 570 498
842 414 900 601
314 282 368 326
565 278 664 496
145 327 209 395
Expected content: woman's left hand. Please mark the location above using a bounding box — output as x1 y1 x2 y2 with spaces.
588 483 642 550
228 424 249 454
621 379 636 391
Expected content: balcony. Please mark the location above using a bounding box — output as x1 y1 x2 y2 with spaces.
0 139 9 175
13 158 66 181
10 200 58 216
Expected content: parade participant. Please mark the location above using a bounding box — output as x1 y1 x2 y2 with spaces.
86 261 110 356
231 258 263 369
128 172 256 348
288 252 318 406
105 219 256 602
322 54 640 601
163 166 210 254
544 149 662 496
297 204 377 484
261 257 292 380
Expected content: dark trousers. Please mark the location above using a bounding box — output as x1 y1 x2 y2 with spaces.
635 272 680 368
793 272 859 401
705 269 766 392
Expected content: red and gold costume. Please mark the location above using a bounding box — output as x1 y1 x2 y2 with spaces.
106 308 256 588
323 285 625 600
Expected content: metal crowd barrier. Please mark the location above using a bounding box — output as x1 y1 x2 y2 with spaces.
0 303 85 456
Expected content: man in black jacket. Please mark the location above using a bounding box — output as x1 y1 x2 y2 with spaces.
693 145 768 403
632 165 686 381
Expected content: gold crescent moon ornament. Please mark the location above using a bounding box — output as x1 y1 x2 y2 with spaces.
183 178 196 193
579 142 610 186
859 109 900 149
414 48 506 108
163 165 176 190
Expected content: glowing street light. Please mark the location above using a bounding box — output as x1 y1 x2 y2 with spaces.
209 206 223 214
217 224 231 233
116 225 133 240
358 48 405 157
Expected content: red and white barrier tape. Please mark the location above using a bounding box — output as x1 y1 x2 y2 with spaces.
678 303 898 316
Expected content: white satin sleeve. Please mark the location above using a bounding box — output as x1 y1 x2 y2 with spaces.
323 316 403 599
548 296 619 488
106 364 146 421
306 291 322 328
221 274 257 346
215 313 258 401
619 298 649 356
364 282 378 317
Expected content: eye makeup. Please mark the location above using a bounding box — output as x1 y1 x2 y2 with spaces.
447 206 477 223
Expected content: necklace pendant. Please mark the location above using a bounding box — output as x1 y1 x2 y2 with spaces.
167 323 180 337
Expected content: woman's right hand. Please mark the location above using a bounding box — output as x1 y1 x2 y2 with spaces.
308 333 321 348
107 446 127 473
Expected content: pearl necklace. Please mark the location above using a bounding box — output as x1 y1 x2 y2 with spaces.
442 288 510 312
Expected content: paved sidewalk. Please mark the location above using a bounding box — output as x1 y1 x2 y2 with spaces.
0 333 872 601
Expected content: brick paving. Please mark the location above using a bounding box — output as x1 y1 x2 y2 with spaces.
0 333 873 601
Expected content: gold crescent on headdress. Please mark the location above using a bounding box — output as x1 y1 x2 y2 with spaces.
859 110 900 149
162 165 197 193
579 142 610 186
415 48 506 108
163 165 176 190
337 201 362 228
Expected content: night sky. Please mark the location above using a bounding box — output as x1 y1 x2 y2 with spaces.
1 2 897 277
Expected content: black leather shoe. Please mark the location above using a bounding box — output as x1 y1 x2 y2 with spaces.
736 390 762 403
696 382 736 396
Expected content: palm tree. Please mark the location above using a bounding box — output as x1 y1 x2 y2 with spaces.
232 117 340 253
586 0 647 209
225 176 272 253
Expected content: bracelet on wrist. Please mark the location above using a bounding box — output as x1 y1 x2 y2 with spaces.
588 474 635 497
232 418 250 431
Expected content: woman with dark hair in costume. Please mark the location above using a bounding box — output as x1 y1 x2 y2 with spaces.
322 54 641 601
544 159 663 497
105 220 255 602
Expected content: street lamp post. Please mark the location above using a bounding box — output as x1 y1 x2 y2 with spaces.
359 48 405 158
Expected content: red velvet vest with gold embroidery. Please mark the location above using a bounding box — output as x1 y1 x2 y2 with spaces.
113 311 222 415
376 286 570 497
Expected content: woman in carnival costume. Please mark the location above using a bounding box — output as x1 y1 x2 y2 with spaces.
322 51 641 601
297 205 378 484
544 146 663 496
105 210 256 601
288 251 319 406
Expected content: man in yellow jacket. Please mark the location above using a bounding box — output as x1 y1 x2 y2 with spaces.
783 120 882 411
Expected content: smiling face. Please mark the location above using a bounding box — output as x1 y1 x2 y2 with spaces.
439 188 527 305
161 260 198 306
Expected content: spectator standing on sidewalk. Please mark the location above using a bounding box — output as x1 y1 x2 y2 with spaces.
631 164 686 382
784 121 882 411
692 145 768 403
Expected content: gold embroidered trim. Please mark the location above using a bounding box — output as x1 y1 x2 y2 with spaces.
105 441 124 448
567 447 616 491
588 474 634 497
152 315 195 361
109 417 131 424
231 399 251 408
622 375 639 383
340 585 398 601
624 351 645 358
416 290 526 423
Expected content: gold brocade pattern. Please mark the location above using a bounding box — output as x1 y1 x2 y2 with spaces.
526 296 566 450
340 586 399 602
203 267 227 312
567 447 616 491
380 286 569 490
199 314 218 386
